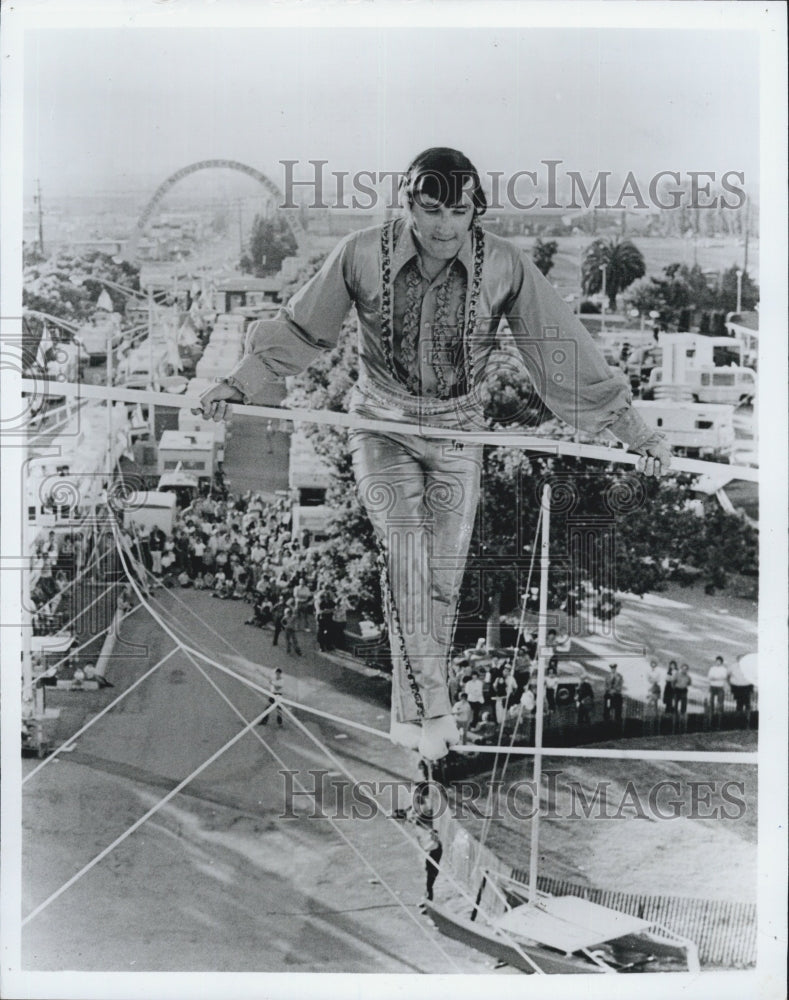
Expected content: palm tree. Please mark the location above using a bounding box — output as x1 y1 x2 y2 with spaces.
582 238 646 311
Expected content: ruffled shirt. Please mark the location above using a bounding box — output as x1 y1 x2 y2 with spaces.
225 218 660 450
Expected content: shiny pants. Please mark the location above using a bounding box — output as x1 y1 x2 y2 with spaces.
349 431 483 722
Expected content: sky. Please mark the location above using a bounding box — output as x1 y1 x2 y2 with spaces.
21 25 760 200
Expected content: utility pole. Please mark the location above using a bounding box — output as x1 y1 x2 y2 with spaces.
743 198 750 274
34 179 45 255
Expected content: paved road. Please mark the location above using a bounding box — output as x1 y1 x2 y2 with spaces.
222 414 290 496
21 588 498 974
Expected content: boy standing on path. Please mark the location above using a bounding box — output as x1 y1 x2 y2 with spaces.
259 666 284 726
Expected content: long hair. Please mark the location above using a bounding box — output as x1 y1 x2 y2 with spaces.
400 147 487 217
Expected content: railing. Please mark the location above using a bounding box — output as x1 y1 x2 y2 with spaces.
510 871 756 968
475 692 759 748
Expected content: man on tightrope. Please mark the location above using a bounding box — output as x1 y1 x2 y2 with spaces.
196 147 671 761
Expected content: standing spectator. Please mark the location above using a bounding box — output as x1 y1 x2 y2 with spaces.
282 602 301 656
673 663 691 728
72 535 83 576
645 659 662 728
544 658 559 713
191 534 206 580
447 661 463 705
44 530 59 563
160 538 177 582
663 660 678 714
512 646 532 689
316 599 335 652
503 665 519 710
37 554 57 601
576 674 594 725
645 659 662 700
423 825 443 903
259 667 284 727
463 670 485 725
271 596 287 647
331 594 351 650
293 576 312 630
603 663 624 723
148 526 166 577
57 533 74 576
491 668 507 724
451 693 473 743
728 658 754 714
707 656 728 717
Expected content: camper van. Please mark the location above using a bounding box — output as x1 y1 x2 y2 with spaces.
646 365 756 406
633 400 736 458
289 430 331 540
177 408 226 460
123 490 177 534
157 430 217 482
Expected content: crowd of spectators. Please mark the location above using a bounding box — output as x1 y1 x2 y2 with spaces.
446 629 596 744
126 487 356 657
30 529 86 636
447 631 754 746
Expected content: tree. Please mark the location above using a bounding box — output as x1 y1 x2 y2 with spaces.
582 238 646 311
242 214 298 277
532 238 559 277
717 265 759 314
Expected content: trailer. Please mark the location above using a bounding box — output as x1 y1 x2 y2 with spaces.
633 400 736 458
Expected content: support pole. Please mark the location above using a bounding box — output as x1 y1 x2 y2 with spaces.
528 483 551 905
106 322 114 479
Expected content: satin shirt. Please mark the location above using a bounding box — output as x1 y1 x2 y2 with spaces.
225 218 657 449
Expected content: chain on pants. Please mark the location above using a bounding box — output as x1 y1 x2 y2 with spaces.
349 430 483 723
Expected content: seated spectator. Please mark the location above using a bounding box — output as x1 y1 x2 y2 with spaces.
520 683 537 715
212 570 232 599
246 595 273 628
118 585 134 614
468 710 498 744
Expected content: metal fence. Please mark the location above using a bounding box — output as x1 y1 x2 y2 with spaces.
487 694 759 748
510 870 757 968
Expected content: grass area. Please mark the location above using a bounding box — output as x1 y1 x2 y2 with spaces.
457 729 756 902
